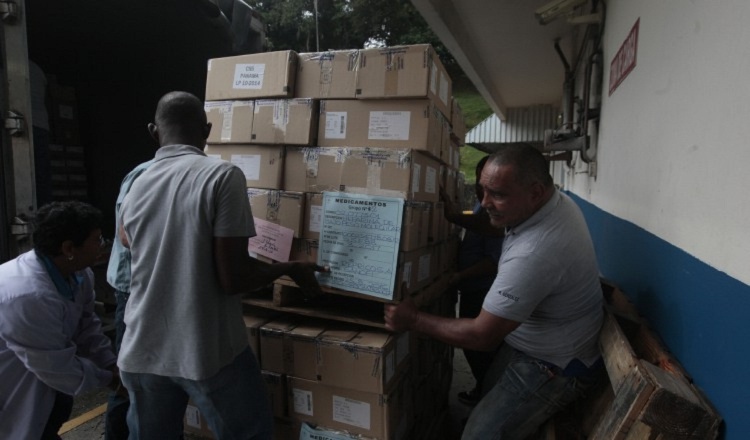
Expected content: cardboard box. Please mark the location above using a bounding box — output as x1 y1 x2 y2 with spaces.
247 189 306 238
318 99 442 158
204 100 254 143
438 111 451 165
395 245 437 296
449 140 461 171
262 370 288 418
316 328 410 394
356 44 452 119
251 99 319 145
260 317 298 374
440 165 458 206
303 192 324 240
259 317 328 378
206 50 298 100
284 147 440 203
296 50 360 99
429 201 448 243
288 376 410 440
204 144 284 189
243 308 279 360
287 321 327 381
450 97 467 145
400 202 431 252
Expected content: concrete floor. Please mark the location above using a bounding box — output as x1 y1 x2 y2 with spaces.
60 349 476 440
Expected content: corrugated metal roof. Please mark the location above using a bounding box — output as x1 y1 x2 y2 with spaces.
465 105 559 145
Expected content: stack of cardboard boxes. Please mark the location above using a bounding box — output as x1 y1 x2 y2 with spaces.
46 78 89 202
186 44 468 440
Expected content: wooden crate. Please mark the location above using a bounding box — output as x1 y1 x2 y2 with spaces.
569 283 722 440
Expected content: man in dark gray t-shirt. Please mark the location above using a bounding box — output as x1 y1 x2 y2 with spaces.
385 144 603 439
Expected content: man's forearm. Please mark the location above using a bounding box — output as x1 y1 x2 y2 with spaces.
243 260 296 290
412 312 496 352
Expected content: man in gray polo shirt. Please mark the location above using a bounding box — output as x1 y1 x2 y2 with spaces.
385 144 603 439
118 91 325 439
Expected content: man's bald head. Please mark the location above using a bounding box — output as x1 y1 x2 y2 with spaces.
149 91 210 148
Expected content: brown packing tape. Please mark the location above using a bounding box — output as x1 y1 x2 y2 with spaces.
348 51 360 72
302 148 320 178
384 54 401 96
316 54 334 97
266 191 280 221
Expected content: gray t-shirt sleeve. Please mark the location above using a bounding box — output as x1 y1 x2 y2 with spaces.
213 166 256 238
483 251 558 322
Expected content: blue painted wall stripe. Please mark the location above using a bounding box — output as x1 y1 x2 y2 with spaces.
569 192 749 439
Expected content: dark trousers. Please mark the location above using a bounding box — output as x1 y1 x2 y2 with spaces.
41 391 74 440
459 289 496 390
105 290 130 440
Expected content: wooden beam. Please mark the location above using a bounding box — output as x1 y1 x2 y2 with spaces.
58 403 107 435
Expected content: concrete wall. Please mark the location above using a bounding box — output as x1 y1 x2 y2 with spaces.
553 1 750 437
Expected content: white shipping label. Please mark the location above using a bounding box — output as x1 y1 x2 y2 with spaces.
309 205 322 233
230 154 261 180
184 405 201 428
411 163 421 193
425 166 437 194
292 388 314 416
418 254 431 282
233 63 265 89
368 111 410 140
332 395 371 429
325 112 348 139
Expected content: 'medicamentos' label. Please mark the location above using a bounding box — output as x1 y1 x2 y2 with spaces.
317 192 403 300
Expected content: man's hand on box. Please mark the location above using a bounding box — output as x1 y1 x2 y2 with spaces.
287 262 329 299
384 299 419 333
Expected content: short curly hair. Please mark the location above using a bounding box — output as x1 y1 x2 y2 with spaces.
32 201 102 256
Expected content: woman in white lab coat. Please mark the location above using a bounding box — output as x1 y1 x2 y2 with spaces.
0 201 120 439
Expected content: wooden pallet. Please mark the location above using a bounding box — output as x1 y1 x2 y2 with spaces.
242 272 454 330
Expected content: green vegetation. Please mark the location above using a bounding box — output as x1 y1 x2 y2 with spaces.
451 77 494 183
